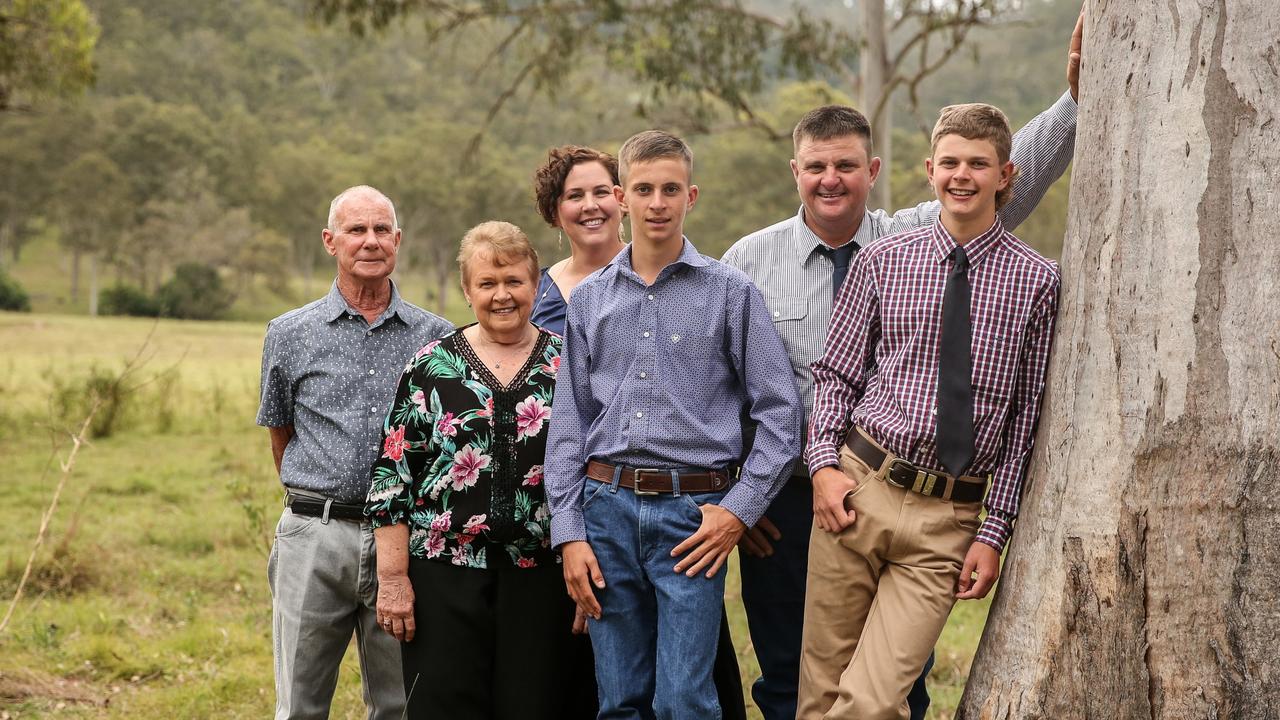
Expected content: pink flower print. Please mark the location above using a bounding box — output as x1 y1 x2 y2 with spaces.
478 397 494 419
516 557 537 568
515 396 551 441
430 510 452 533
540 356 561 377
425 529 446 559
411 389 428 415
451 545 469 566
456 532 474 546
436 411 460 438
523 465 544 487
463 514 490 534
449 444 491 490
414 339 441 359
382 425 409 461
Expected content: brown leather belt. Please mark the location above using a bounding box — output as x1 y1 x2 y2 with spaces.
844 430 987 503
585 460 734 495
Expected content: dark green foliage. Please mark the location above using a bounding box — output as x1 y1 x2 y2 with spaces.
0 267 31 311
157 263 233 320
100 284 161 317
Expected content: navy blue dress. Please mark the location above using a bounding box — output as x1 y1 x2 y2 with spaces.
531 268 568 335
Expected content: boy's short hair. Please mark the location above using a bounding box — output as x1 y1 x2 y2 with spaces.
792 105 874 156
618 130 693 184
931 103 1017 209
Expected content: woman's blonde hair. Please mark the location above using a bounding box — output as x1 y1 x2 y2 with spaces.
457 221 540 284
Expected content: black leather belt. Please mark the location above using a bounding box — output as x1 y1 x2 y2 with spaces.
286 492 366 522
844 431 987 504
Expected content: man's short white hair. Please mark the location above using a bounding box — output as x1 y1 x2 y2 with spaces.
327 185 399 232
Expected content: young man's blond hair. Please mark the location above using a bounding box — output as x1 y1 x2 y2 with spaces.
930 103 1019 209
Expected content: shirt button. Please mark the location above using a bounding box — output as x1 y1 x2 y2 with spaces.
635 411 643 418
773 311 780 318
365 330 372 337
368 369 375 375
643 331 650 338
639 372 647 379
371 406 379 413
647 294 654 300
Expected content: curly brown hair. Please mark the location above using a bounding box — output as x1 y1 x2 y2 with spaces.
532 145 620 227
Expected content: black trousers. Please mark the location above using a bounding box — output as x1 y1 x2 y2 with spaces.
402 556 597 720
402 557 744 720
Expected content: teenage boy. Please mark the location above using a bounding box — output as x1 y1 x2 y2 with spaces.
545 130 803 719
797 103 1060 720
719 14 1083 720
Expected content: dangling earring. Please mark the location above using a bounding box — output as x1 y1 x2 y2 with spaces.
557 229 563 252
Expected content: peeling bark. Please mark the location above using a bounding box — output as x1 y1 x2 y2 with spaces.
958 1 1280 717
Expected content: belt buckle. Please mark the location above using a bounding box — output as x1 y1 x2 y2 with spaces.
632 468 664 495
885 458 914 489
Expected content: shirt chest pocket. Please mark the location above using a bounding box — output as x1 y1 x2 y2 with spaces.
970 327 1024 404
768 299 807 325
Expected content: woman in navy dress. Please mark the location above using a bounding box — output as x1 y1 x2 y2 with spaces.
530 145 748 719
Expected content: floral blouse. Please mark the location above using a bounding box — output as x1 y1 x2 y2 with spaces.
366 325 562 569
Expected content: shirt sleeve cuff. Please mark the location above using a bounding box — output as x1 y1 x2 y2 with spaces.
551 511 587 548
806 444 840 476
1051 89 1078 121
718 489 764 530
975 511 1014 554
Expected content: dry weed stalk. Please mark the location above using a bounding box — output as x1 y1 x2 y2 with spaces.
0 324 160 637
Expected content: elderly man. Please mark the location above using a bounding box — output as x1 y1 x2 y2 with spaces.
256 185 452 720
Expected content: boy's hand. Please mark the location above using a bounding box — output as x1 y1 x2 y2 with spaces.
738 516 782 557
571 605 590 635
672 504 746 578
812 466 858 533
561 541 606 620
1068 6 1084 101
956 541 1001 599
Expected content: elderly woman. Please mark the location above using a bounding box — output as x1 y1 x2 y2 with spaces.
531 146 747 719
367 221 592 719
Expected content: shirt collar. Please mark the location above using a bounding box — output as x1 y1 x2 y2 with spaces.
322 278 407 325
793 206 868 265
612 237 709 283
928 216 1006 266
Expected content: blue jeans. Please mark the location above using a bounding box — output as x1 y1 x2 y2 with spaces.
739 479 934 720
583 474 727 720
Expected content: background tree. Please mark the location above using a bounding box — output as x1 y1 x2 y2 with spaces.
958 2 1280 717
53 151 128 315
309 0 1020 208
0 0 97 110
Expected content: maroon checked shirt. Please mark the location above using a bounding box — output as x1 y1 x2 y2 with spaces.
806 216 1060 553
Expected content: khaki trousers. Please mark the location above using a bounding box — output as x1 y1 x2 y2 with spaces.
796 436 982 720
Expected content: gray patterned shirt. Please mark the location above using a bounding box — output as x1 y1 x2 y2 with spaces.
722 90 1077 432
256 280 453 503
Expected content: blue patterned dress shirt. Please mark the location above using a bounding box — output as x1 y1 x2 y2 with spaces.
544 239 803 547
256 280 453 503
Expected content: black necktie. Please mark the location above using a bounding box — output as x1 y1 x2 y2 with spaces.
824 242 857 300
936 246 975 478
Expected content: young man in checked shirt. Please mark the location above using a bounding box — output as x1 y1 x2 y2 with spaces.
798 104 1061 719
545 130 803 719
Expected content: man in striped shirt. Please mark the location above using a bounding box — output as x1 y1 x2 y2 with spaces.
720 15 1082 720
799 103 1059 719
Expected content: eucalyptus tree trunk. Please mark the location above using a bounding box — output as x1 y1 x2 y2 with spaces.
863 0 892 211
958 2 1280 717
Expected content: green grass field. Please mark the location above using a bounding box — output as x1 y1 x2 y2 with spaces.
0 312 989 718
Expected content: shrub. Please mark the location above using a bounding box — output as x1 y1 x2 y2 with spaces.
0 267 31 311
100 284 161 317
157 263 233 320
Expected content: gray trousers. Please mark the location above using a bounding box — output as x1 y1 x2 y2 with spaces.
268 505 406 720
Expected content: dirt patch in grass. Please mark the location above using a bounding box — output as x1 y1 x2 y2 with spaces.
0 668 104 707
